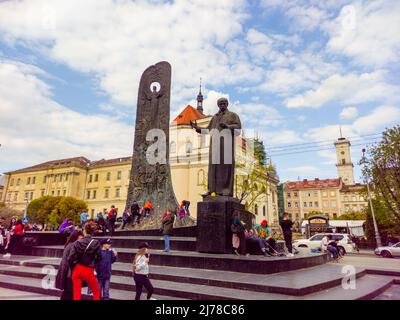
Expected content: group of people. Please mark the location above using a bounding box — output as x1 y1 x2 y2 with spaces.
231 212 295 257
321 235 343 262
1 216 26 258
56 222 118 300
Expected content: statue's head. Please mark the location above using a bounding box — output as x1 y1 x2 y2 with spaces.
217 97 228 112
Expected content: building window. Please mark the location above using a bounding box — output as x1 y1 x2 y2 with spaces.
352 196 356 202
65 174 68 181
307 192 311 197
54 175 57 182
294 202 298 208
89 175 93 183
30 192 34 200
170 141 176 153
287 192 291 198
14 193 18 201
333 213 338 219
272 192 275 203
41 190 45 197
24 192 29 200
186 141 192 155
117 171 122 180
344 196 348 202
255 204 258 215
322 191 327 197
331 200 337 208
293 192 298 197
10 179 14 186
27 177 31 185
106 172 111 181
43 176 47 183
51 191 55 196
93 190 97 199
32 177 36 184
115 188 120 198
63 190 66 196
87 190 91 199
314 201 319 207
197 169 205 186
330 191 336 197
309 202 313 207
263 206 266 217
287 202 291 208
57 190 60 196
295 213 299 220
342 159 345 165
95 174 99 182
105 189 109 198
313 191 318 197
303 202 307 207
59 175 62 182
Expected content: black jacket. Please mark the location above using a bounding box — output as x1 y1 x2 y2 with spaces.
55 242 75 290
67 236 101 268
280 219 293 233
131 202 140 215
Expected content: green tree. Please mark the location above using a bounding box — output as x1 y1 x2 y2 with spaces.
253 138 267 166
305 211 325 219
26 196 87 228
362 125 400 221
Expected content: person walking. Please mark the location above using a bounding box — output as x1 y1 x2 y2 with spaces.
95 238 117 300
55 229 84 300
68 223 102 300
132 242 155 300
161 209 175 253
3 219 24 258
280 212 294 257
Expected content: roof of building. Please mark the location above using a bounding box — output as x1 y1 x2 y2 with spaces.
340 183 366 192
284 178 341 190
171 105 207 125
90 156 132 168
5 156 91 174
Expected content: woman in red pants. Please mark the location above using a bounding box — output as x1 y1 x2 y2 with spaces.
68 222 101 300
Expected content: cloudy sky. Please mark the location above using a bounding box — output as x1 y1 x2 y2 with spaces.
0 0 399 182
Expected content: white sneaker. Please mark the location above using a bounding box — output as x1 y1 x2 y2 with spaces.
2 253 11 258
286 253 294 257
149 298 157 300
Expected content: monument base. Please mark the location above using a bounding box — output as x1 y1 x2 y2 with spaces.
196 197 252 254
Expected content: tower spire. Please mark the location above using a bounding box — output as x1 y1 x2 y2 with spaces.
196 78 204 113
339 125 343 139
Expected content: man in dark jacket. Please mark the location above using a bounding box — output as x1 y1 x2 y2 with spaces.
95 238 117 300
280 212 294 257
130 201 141 225
162 209 175 252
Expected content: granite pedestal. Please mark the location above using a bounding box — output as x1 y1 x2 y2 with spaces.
196 196 252 254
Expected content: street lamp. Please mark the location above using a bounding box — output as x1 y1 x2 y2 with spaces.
361 148 382 247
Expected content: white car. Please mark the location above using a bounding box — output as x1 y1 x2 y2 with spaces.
293 233 356 255
375 242 400 258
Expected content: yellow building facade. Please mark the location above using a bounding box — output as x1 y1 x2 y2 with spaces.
1 105 280 225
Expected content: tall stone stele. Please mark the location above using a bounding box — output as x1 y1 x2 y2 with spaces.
126 61 178 228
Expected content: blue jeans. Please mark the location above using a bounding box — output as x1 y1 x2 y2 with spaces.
98 278 111 300
164 235 170 252
328 245 338 259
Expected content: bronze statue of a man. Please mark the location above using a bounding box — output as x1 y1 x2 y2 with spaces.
190 97 241 197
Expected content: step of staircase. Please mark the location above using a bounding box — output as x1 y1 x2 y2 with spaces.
0 255 366 296
22 245 327 274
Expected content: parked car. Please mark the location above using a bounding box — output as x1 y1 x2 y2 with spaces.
293 233 356 255
374 242 400 258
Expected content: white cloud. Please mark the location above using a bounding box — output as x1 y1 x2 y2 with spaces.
260 130 303 147
0 0 253 109
340 106 358 120
285 165 323 176
325 1 400 67
0 59 133 172
286 71 400 108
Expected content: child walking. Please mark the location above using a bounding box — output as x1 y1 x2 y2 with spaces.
95 238 117 300
132 242 155 300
